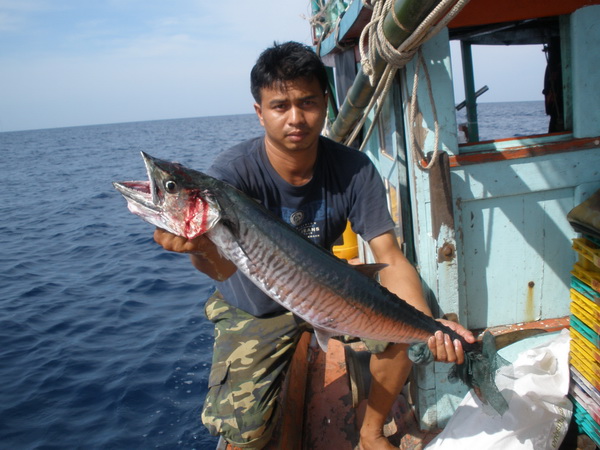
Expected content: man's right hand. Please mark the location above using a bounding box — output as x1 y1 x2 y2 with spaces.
154 228 237 281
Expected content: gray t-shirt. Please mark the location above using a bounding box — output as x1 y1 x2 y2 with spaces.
208 135 394 317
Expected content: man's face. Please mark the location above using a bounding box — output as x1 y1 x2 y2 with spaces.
254 77 328 154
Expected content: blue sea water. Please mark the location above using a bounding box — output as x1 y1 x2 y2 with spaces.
0 102 549 449
0 114 263 449
457 100 549 141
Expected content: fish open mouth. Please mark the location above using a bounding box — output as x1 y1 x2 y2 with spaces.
112 180 160 211
119 181 151 194
114 181 151 196
113 152 161 210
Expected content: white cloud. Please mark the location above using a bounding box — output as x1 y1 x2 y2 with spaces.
0 0 314 131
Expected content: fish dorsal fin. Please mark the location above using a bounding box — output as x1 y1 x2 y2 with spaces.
351 263 388 279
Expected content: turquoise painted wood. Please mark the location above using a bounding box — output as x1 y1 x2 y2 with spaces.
452 150 600 328
399 30 466 429
315 0 361 56
400 29 461 321
362 84 414 253
571 6 600 138
317 0 600 430
392 7 600 429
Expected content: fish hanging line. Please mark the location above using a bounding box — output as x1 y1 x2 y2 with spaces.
345 0 470 170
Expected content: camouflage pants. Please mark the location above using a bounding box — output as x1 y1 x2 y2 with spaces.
201 291 309 449
201 290 389 449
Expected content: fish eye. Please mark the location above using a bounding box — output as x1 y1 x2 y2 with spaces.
164 180 177 193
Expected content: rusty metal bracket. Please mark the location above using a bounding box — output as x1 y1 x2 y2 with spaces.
429 151 454 241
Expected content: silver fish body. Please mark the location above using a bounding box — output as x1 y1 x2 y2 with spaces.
114 152 508 413
114 152 468 349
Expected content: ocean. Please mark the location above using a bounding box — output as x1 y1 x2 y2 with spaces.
0 114 263 450
456 100 550 141
0 102 548 449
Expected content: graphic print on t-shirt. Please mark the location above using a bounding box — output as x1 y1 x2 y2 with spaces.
278 200 326 244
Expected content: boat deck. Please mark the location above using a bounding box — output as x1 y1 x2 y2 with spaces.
222 317 591 450
300 338 440 449
254 333 440 450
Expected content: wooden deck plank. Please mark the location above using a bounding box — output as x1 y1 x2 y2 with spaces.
303 339 357 449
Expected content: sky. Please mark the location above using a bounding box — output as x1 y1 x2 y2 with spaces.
0 1 546 132
450 42 546 107
0 0 313 132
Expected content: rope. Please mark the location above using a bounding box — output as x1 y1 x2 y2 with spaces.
344 0 470 168
308 1 332 57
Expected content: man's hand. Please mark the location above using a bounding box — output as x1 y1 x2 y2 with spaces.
154 227 210 253
427 319 475 365
153 228 237 281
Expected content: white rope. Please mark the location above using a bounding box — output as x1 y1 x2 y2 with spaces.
345 0 470 167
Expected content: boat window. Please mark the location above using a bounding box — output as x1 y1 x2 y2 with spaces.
449 17 568 144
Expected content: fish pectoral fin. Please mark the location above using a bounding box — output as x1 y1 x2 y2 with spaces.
313 328 337 353
351 263 388 279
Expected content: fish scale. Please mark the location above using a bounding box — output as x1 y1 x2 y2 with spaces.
214 222 335 320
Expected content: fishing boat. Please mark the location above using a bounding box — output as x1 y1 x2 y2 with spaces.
220 0 600 448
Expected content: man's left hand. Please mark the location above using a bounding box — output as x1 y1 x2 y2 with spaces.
427 319 475 365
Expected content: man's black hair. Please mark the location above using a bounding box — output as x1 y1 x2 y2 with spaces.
250 41 329 103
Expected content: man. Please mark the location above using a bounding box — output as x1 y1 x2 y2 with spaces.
155 41 474 450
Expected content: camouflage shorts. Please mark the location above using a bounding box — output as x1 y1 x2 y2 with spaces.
201 290 389 449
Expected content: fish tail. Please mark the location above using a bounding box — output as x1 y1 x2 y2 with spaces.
449 331 510 415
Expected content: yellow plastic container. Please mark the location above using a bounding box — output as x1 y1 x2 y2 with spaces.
572 263 600 292
570 288 600 333
573 238 600 272
333 222 358 261
571 327 600 363
569 349 600 390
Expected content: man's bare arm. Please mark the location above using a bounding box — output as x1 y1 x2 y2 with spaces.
368 230 475 364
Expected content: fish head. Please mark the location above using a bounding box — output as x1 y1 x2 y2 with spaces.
113 152 221 239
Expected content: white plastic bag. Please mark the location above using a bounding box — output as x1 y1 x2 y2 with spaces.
426 329 572 450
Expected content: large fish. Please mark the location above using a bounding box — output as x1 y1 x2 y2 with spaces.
113 152 508 413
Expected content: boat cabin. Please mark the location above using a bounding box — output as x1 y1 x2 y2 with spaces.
311 0 600 431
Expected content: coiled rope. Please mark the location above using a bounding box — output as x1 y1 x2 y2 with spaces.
345 0 469 169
